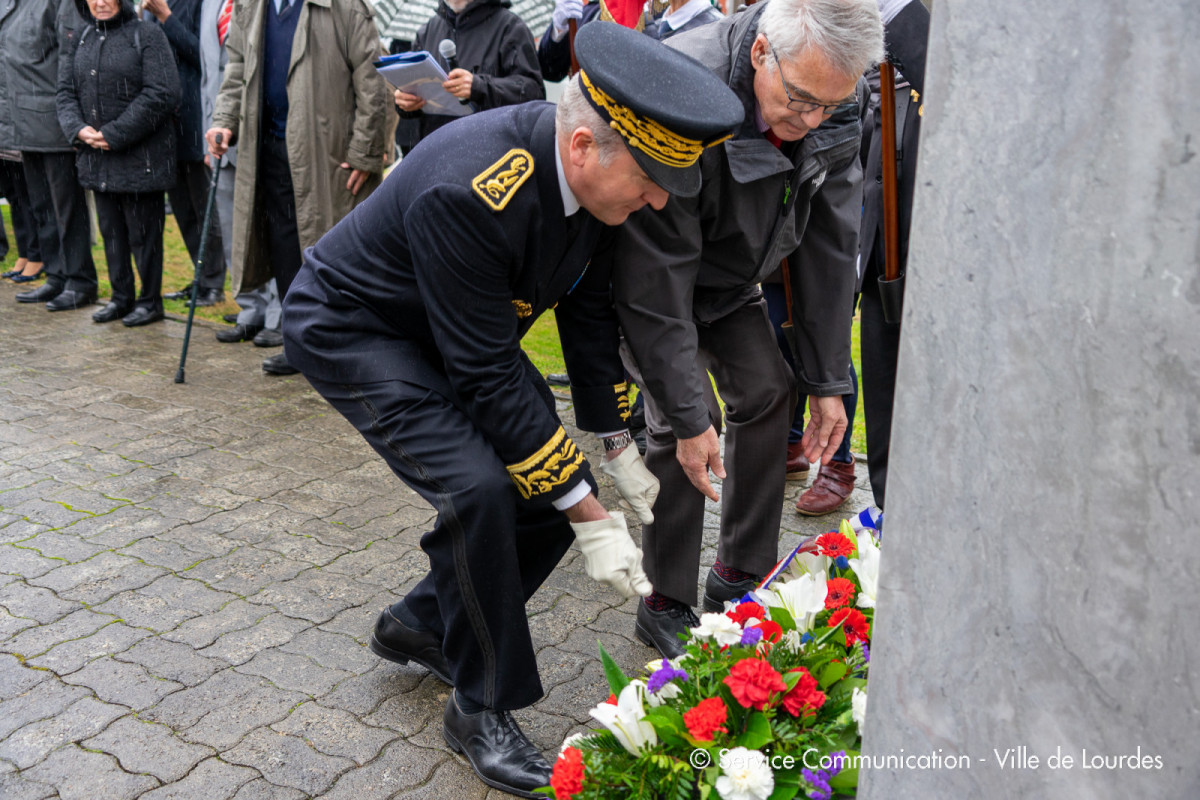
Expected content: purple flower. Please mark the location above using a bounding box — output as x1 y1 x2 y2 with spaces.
647 658 689 694
861 642 870 664
739 626 763 647
802 768 831 800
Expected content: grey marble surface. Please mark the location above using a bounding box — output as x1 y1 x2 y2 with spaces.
861 3 1200 799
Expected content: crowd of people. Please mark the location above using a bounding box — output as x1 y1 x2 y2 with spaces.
0 0 928 795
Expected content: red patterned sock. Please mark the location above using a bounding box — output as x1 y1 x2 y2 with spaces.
713 559 760 584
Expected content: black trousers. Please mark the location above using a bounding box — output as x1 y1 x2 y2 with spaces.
93 191 165 312
306 369 577 711
0 159 42 261
20 151 97 293
168 160 226 290
859 261 901 510
258 135 303 299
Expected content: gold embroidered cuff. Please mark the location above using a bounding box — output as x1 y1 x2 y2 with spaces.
506 427 585 499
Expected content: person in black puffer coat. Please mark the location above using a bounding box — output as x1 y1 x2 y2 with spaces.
56 0 180 327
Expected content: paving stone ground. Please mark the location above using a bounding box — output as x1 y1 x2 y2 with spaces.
0 285 872 798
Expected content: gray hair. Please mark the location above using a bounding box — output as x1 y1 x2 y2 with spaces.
759 0 884 78
555 75 625 168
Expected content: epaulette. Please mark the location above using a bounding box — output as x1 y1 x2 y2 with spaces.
471 149 534 212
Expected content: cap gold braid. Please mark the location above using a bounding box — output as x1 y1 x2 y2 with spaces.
580 69 732 168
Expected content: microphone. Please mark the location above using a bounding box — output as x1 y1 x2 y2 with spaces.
438 39 471 105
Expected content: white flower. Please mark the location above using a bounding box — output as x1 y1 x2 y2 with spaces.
851 686 868 734
647 681 681 707
758 570 827 631
779 629 804 654
588 680 657 756
848 530 881 609
559 732 587 755
785 548 829 581
690 612 744 647
716 747 775 800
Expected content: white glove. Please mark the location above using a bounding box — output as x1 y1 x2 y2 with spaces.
570 512 652 599
551 0 583 41
876 0 913 24
600 445 659 525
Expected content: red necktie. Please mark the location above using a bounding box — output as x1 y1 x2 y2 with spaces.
218 0 233 46
765 129 783 149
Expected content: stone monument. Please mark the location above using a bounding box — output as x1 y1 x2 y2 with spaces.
860 3 1200 798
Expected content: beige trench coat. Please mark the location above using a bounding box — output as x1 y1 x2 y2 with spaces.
212 0 392 293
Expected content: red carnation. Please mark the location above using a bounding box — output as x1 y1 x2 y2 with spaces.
604 693 617 705
753 620 783 643
825 577 857 609
724 657 788 710
816 532 855 559
727 601 765 626
828 607 871 645
551 747 585 799
781 667 826 718
683 697 729 741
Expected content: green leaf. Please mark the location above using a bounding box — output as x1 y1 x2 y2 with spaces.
736 711 773 750
818 661 849 689
769 605 797 632
828 752 860 793
768 769 801 800
598 641 630 696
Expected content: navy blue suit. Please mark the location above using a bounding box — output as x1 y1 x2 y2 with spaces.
283 101 628 709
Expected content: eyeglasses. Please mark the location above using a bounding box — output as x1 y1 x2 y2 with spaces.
764 37 858 117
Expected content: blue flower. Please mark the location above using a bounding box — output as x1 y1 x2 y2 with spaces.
801 632 813 644
835 556 850 570
647 658 689 694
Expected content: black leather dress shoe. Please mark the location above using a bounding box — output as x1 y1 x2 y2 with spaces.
443 692 553 799
162 284 194 300
215 323 263 343
92 302 131 323
252 327 284 347
46 289 96 311
635 599 699 659
222 313 239 324
193 287 225 306
16 283 62 304
262 352 299 375
369 605 452 683
122 306 164 327
702 567 760 613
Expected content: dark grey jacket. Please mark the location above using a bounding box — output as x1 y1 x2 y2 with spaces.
610 3 866 438
56 0 180 192
0 0 86 152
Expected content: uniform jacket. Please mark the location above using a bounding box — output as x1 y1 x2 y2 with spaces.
283 102 628 508
156 0 206 161
0 0 86 152
211 0 392 294
859 0 927 291
536 1 601 83
56 0 180 193
609 3 866 439
406 0 544 141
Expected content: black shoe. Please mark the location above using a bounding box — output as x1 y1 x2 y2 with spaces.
46 289 96 311
122 306 164 327
442 692 552 799
368 605 452 684
16 283 62 304
252 328 284 348
702 567 760 613
215 323 263 343
222 313 239 324
193 287 225 306
92 302 131 323
544 373 570 387
162 284 194 300
635 599 699 659
262 352 298 375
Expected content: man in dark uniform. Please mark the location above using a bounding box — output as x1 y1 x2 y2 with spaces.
280 23 743 799
605 0 885 656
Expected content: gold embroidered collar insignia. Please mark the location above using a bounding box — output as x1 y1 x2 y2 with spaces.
472 149 535 211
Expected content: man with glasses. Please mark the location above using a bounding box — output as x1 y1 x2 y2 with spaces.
605 0 885 657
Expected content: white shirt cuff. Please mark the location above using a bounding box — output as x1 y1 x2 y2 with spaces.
552 481 592 511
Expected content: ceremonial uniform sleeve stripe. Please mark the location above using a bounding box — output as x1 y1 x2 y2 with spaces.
506 427 586 499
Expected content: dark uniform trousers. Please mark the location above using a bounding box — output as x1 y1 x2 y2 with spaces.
92 191 165 312
169 160 226 290
259 134 303 299
637 297 794 606
306 366 578 711
20 151 98 293
859 250 900 510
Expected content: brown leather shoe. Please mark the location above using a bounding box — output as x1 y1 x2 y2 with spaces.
786 441 810 481
795 459 856 516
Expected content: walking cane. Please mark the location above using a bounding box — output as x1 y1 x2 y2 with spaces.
568 18 579 76
877 61 905 324
174 134 223 384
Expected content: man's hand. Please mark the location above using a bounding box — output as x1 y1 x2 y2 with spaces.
142 0 171 22
600 444 659 525
77 126 108 149
677 425 724 503
551 0 583 40
394 88 425 112
568 506 652 599
205 127 232 158
801 394 848 465
340 163 370 195
442 68 473 101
